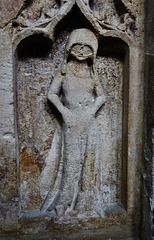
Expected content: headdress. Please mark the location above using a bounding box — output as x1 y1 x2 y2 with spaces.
62 28 98 75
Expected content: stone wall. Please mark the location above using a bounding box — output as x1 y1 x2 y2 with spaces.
141 0 154 239
0 1 152 239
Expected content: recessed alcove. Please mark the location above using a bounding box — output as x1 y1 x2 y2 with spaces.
17 34 52 59
16 22 129 221
96 37 129 212
54 4 96 36
16 34 54 211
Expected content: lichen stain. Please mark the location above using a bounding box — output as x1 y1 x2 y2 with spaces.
82 152 95 191
20 147 42 181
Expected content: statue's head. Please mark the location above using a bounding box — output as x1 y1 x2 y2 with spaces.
62 29 98 74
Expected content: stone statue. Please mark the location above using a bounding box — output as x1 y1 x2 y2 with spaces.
41 28 105 220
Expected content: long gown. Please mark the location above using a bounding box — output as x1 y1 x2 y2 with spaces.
41 62 104 220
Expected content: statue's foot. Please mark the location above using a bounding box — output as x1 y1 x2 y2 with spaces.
65 207 77 217
45 209 57 219
55 205 65 217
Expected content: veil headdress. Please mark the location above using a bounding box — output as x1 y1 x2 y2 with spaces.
61 28 98 75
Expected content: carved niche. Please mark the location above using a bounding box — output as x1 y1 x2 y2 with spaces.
14 0 144 232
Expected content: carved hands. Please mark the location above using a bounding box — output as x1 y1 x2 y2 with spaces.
62 97 105 128
62 107 76 127
48 92 105 128
62 109 95 129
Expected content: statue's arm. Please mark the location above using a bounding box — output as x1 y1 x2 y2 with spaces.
48 72 66 116
48 72 74 123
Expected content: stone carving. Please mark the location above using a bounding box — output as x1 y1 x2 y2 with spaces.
0 0 145 236
12 0 140 44
17 31 124 218
40 29 105 220
81 0 135 37
13 0 144 235
12 0 60 29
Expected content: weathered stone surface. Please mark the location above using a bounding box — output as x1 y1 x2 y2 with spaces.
0 0 23 28
0 0 150 239
0 30 17 201
13 0 60 29
141 0 154 239
16 29 125 221
0 29 18 232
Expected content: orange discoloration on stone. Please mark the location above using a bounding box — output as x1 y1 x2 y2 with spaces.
20 147 41 179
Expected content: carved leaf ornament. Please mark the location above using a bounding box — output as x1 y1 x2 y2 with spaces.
13 0 136 47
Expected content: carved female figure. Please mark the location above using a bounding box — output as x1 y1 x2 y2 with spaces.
41 29 105 219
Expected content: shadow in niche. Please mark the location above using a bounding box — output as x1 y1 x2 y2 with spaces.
54 4 96 37
55 0 61 7
17 34 52 59
98 37 127 59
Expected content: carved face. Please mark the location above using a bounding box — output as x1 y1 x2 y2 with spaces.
70 44 93 61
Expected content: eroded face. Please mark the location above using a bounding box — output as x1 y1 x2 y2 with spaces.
70 44 93 61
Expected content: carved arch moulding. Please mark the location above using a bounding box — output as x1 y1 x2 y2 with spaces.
13 0 144 234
